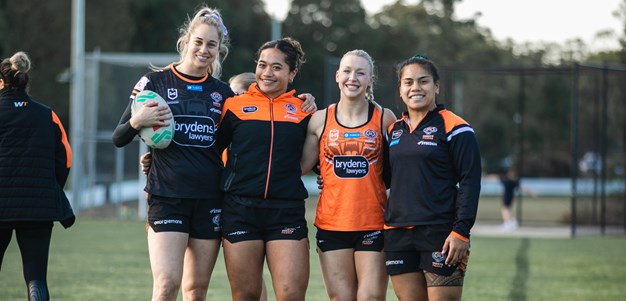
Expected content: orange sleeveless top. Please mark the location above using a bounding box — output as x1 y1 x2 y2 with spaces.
314 103 387 231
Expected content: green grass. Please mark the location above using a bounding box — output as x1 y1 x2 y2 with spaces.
1 194 625 300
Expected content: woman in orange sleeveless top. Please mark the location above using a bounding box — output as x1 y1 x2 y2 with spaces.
301 50 396 300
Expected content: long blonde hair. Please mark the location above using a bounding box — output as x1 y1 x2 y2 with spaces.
156 5 230 78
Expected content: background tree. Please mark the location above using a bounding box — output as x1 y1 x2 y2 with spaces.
283 0 373 103
0 0 623 177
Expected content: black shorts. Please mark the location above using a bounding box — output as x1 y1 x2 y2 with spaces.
221 194 308 243
384 225 469 277
147 194 221 239
315 228 384 252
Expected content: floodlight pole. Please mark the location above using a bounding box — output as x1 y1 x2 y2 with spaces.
570 63 580 238
70 0 85 212
271 18 281 40
267 0 290 40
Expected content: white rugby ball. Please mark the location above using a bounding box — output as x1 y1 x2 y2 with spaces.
132 90 174 149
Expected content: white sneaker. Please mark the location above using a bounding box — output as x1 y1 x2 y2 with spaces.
501 219 519 231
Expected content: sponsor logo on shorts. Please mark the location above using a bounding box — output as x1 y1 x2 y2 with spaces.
212 214 221 232
362 231 381 246
432 251 446 269
281 227 297 235
226 230 249 236
153 219 183 225
364 230 381 238
386 260 404 266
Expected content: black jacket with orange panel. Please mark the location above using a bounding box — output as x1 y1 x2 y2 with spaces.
218 84 312 202
0 89 74 228
385 104 481 239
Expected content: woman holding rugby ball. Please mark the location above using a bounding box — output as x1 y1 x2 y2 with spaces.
113 5 315 300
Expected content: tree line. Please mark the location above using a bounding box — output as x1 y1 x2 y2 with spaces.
1 0 624 176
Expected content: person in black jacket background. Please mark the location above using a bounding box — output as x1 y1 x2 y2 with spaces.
0 51 74 301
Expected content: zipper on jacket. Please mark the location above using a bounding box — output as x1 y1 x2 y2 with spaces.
264 98 275 199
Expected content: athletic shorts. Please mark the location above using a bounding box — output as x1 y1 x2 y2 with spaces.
147 194 221 239
384 225 469 278
221 194 308 243
315 228 384 252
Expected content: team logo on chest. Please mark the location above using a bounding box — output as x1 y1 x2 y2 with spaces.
284 103 297 114
390 129 403 147
329 129 339 142
283 103 298 121
391 129 403 140
211 92 223 103
422 126 437 140
167 88 178 100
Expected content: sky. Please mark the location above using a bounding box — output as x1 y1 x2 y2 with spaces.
264 0 624 52
360 0 624 51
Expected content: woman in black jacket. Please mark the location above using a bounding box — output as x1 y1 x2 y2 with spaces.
0 51 74 301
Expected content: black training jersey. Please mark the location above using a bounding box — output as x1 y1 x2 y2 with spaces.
112 65 235 199
385 104 481 239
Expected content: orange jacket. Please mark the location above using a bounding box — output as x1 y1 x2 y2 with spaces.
219 83 312 201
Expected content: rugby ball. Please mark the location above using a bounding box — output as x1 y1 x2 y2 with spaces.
132 90 174 149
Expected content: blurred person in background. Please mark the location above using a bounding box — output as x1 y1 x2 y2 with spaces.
228 72 256 95
0 51 74 301
497 164 537 231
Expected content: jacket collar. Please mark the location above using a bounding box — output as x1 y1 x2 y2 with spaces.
246 82 297 101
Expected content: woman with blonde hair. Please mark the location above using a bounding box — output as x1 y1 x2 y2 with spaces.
115 6 316 300
113 6 232 301
301 49 396 300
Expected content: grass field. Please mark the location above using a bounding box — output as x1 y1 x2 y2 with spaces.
1 196 625 300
